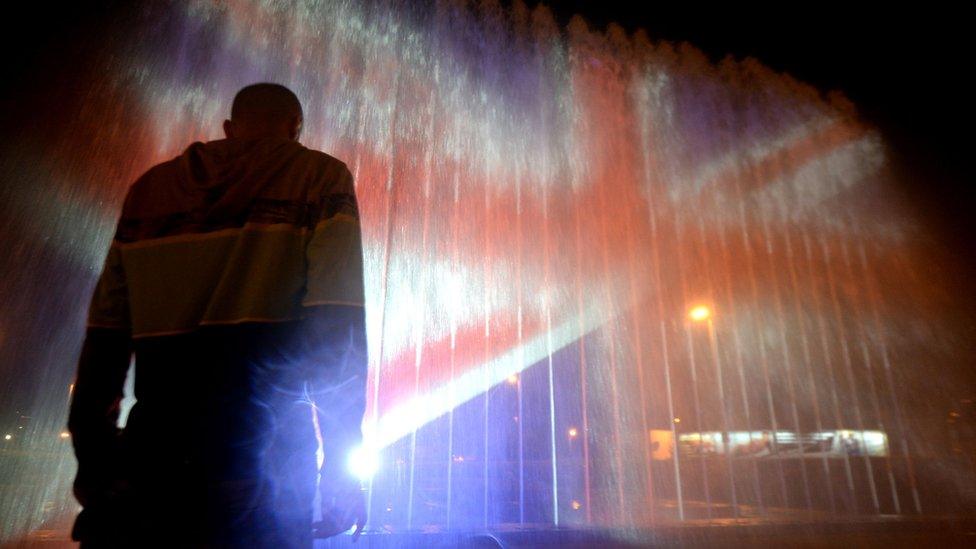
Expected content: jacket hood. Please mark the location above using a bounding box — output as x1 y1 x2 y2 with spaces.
177 137 307 224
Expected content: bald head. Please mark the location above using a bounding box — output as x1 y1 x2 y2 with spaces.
223 83 303 141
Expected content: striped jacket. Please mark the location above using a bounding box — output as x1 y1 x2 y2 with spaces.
89 137 364 335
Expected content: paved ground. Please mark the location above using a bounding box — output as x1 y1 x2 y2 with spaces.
9 517 976 548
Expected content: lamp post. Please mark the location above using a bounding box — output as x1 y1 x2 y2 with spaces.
688 304 739 518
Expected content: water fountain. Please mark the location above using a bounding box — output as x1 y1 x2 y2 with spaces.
2 0 975 545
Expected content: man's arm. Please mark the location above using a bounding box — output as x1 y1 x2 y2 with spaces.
68 243 132 507
303 304 368 477
301 163 368 537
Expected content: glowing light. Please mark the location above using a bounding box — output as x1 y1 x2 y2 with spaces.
688 305 711 322
366 301 611 449
60 432 70 439
571 500 582 510
506 374 519 385
568 427 579 438
347 445 380 481
3 434 11 441
673 417 681 424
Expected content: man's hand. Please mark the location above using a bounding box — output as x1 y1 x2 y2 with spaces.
313 485 366 541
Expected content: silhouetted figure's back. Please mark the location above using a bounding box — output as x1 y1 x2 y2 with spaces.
68 84 367 547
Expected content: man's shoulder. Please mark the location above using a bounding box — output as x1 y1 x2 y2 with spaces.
133 157 181 188
302 147 350 176
122 156 183 209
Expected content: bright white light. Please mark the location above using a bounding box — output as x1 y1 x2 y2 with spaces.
368 299 613 449
3 434 11 441
347 445 380 481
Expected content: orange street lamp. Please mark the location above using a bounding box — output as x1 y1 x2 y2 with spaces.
688 305 711 323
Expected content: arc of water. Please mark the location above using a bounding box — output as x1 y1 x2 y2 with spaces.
515 165 526 526
542 163 560 526
446 165 461 529
803 233 858 511
482 153 492 529
856 239 922 514
709 125 767 513
405 78 437 529
366 62 404 528
840 237 900 514
693 214 739 518
759 209 813 513
649 210 683 520
573 184 593 523
675 207 712 518
596 156 629 523
784 231 836 514
822 236 880 514
735 177 790 511
719 223 766 514
627 151 656 525
639 91 683 520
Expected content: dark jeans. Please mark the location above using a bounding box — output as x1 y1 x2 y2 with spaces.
72 316 366 547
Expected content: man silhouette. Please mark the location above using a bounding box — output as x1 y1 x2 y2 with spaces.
68 83 367 547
